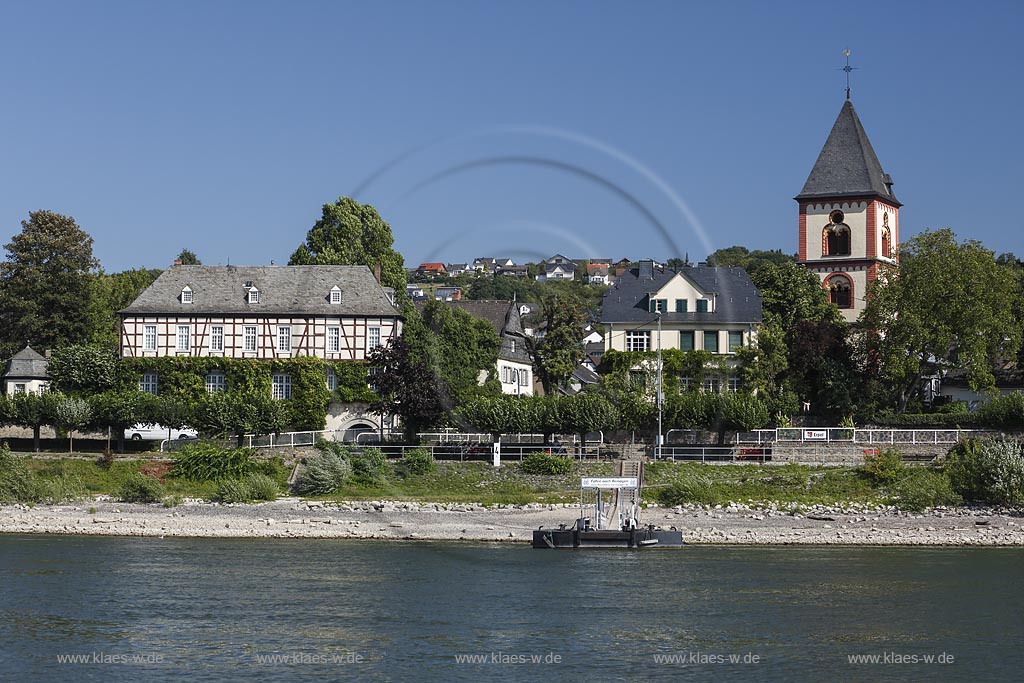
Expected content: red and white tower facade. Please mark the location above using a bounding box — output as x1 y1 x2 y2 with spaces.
796 99 900 322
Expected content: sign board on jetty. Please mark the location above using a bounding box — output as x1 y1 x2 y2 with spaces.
581 477 639 489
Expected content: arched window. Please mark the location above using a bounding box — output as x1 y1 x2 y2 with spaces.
826 274 853 309
822 225 851 256
881 226 892 259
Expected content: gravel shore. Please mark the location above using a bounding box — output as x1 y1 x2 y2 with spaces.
2 498 1023 545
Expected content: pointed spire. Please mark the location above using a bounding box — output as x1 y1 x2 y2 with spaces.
795 100 901 206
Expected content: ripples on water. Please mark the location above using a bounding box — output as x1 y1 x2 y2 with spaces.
0 536 1021 682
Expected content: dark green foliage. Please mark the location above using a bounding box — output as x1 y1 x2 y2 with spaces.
294 442 352 495
705 246 796 270
215 473 278 503
117 471 165 503
396 448 436 478
977 392 1024 428
351 447 391 485
861 448 905 484
170 443 261 481
944 438 1024 505
520 452 573 475
0 210 100 357
870 412 984 428
892 469 961 512
534 295 586 393
88 268 163 349
176 249 201 265
275 356 331 430
331 361 378 403
47 344 119 394
368 338 449 437
289 196 406 293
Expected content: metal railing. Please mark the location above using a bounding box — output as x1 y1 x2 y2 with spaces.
655 446 771 463
741 428 989 445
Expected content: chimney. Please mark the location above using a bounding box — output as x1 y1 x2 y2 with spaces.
173 259 182 267
374 263 382 283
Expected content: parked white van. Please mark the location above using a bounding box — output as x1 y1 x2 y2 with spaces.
124 424 199 441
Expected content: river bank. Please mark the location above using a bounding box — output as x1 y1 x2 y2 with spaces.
2 498 1022 545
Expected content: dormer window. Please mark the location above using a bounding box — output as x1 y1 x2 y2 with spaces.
329 286 342 304
248 288 261 304
181 286 193 304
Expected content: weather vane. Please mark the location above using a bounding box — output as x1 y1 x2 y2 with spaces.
840 48 857 100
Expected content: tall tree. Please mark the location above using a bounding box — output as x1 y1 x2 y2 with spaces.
533 295 586 393
859 228 1022 412
368 338 449 439
289 197 406 292
176 249 201 265
0 210 99 356
87 268 163 349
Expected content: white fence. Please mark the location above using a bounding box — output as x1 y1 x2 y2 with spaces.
741 428 989 445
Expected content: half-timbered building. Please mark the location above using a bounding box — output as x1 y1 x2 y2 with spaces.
119 264 402 362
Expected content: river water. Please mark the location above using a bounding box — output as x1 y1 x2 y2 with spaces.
0 535 1021 682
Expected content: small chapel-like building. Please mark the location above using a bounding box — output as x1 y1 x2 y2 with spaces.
796 98 901 322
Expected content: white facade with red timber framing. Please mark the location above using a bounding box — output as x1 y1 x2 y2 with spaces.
119 264 402 360
796 99 901 322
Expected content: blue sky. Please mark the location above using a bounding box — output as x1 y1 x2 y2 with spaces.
1 0 1021 272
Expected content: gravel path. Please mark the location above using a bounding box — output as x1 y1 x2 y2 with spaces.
2 499 1023 545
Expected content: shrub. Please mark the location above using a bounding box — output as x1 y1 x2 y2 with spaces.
0 447 41 504
293 449 352 496
656 475 718 506
351 447 391 485
892 468 961 511
396 448 436 478
215 474 278 504
520 452 573 476
117 471 166 503
978 392 1024 428
170 443 260 481
861 448 905 484
36 475 85 504
242 473 279 501
944 438 1024 505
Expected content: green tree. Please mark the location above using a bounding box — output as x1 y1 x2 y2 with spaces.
90 390 156 453
176 249 201 265
412 300 500 403
0 210 100 356
860 229 1023 412
52 394 91 453
10 391 57 452
706 246 796 270
534 295 586 392
289 197 406 292
46 344 119 395
87 268 163 349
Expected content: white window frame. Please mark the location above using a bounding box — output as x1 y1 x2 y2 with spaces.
181 287 193 304
326 367 337 391
243 326 257 352
271 373 293 400
367 327 381 351
177 325 191 352
625 330 650 352
327 327 340 353
248 288 260 304
330 287 342 304
140 372 158 395
205 372 226 393
277 326 291 352
143 325 157 352
210 325 224 352
518 369 529 387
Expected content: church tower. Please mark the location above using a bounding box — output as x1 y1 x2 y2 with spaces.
796 99 900 322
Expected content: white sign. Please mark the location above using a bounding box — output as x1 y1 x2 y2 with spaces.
492 441 501 468
803 430 828 441
581 477 639 489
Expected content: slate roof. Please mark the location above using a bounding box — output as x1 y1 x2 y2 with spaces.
796 100 901 206
601 265 762 324
417 299 532 363
120 265 401 317
3 346 49 380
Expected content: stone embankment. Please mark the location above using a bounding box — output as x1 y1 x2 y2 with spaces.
1 498 1022 545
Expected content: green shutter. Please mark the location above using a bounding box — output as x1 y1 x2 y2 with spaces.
680 331 694 351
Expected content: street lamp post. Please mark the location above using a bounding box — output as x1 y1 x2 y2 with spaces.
656 312 663 459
